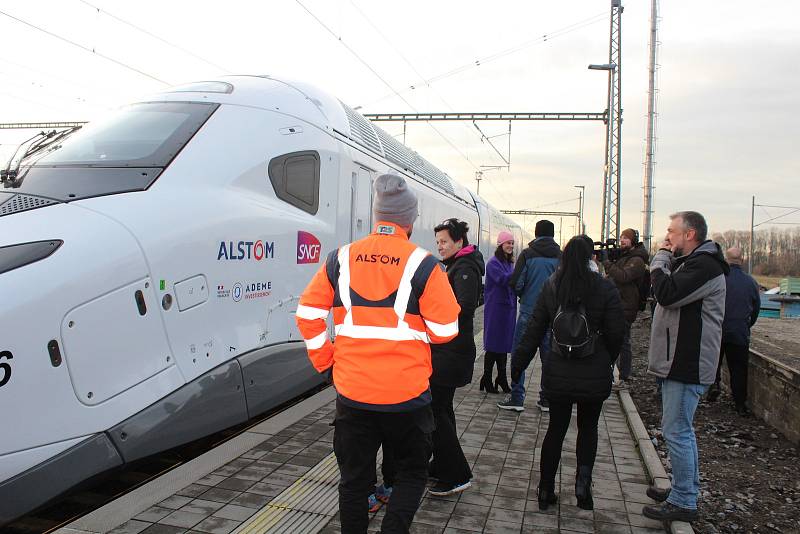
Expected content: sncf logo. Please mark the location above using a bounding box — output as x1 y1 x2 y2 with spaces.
297 231 321 264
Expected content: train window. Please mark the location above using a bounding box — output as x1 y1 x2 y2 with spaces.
35 102 218 168
268 151 320 215
8 102 218 202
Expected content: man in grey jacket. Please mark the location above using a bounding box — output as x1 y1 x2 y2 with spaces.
642 211 729 523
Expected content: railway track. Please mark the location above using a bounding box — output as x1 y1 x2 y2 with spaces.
4 383 329 534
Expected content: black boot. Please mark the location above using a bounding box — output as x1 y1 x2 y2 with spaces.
480 353 498 393
494 353 511 393
575 465 593 510
537 480 558 511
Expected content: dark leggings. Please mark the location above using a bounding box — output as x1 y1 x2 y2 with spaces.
539 399 604 484
484 351 508 376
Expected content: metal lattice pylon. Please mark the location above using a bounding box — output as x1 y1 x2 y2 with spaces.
600 1 623 243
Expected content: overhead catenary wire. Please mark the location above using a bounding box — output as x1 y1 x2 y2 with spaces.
0 8 169 85
339 0 508 207
0 54 118 97
75 0 231 73
0 88 73 114
294 0 508 203
348 1 507 172
363 10 609 108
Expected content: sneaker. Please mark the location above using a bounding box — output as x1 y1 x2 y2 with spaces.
642 502 698 522
368 493 381 513
537 399 550 412
375 483 393 504
612 379 627 391
706 383 721 402
497 395 524 412
428 479 472 496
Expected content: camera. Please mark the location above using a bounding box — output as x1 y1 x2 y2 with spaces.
593 238 622 262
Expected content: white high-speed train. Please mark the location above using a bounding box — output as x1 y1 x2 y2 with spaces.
0 75 528 522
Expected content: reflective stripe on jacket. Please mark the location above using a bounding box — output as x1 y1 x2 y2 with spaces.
296 221 461 411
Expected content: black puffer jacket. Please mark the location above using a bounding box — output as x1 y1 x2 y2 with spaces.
511 273 625 402
431 245 485 388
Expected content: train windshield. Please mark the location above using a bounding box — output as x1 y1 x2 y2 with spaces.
3 102 218 203
35 101 218 168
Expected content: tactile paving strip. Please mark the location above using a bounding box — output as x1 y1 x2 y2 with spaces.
232 333 489 534
232 450 336 534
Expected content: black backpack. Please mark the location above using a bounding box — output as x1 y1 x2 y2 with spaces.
551 300 597 359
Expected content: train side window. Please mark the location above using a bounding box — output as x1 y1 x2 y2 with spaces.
268 151 320 214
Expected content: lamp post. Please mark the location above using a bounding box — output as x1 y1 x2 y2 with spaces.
574 185 585 235
588 62 618 243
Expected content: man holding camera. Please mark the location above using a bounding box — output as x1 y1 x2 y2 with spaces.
603 228 649 389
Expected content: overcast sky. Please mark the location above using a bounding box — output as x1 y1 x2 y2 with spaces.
1 0 798 241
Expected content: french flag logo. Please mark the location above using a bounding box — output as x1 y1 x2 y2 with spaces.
297 231 322 264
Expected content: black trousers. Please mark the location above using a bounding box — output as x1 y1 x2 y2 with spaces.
715 342 750 409
430 384 473 485
540 399 604 484
333 399 433 534
368 441 396 490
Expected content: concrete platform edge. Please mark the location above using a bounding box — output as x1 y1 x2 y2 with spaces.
618 389 695 534
58 386 337 534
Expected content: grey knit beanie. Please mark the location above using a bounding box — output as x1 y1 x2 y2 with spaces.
372 174 418 227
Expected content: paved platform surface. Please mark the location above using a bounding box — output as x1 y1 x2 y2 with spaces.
71 334 668 534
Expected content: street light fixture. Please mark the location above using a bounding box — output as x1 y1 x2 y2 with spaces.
588 63 617 71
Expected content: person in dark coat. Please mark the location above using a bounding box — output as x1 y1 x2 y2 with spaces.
429 218 485 496
603 228 650 389
480 230 517 393
511 236 625 511
706 247 760 414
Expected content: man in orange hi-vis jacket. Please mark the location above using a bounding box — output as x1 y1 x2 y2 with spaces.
296 174 460 534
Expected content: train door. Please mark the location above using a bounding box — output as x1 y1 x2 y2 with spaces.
475 200 491 260
350 167 373 241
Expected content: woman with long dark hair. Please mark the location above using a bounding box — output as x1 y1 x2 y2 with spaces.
428 218 485 496
480 231 517 393
511 235 625 510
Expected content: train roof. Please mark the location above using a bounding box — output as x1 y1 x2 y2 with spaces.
147 75 474 204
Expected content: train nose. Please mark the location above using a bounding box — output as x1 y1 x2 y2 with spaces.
0 202 171 477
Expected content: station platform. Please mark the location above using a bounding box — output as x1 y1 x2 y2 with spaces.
57 333 670 534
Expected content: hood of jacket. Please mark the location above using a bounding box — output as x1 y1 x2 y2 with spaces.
526 236 561 259
622 243 650 263
445 244 486 276
675 240 730 276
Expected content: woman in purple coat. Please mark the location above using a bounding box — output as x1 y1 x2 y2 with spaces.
480 231 517 393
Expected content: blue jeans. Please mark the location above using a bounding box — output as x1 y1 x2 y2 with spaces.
510 310 549 404
661 379 709 510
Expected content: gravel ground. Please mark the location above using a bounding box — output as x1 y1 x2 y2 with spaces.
627 315 800 534
750 318 800 370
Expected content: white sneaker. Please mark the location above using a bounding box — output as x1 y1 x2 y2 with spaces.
428 479 472 496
